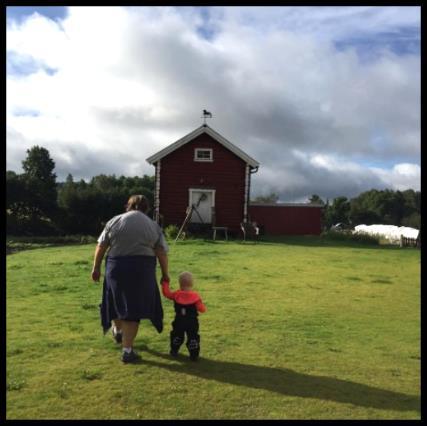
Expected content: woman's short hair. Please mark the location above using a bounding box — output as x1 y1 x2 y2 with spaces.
126 195 150 213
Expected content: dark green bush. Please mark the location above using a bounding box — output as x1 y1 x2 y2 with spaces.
164 225 179 240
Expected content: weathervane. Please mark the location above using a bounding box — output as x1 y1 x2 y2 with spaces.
202 109 213 126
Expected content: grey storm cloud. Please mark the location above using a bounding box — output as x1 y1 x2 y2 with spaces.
6 6 420 201
52 147 142 180
6 128 142 180
249 148 392 202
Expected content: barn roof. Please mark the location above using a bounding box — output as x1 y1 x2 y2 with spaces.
146 124 260 167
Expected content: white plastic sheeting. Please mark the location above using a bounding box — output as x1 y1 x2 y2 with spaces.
353 224 419 244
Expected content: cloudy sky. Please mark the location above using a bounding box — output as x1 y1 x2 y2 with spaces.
6 6 420 202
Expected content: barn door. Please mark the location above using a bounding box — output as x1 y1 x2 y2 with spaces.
189 189 215 223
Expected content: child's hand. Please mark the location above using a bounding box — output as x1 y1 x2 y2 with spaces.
161 275 170 285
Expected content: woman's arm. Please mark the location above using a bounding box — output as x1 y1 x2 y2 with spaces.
91 243 108 282
154 247 169 283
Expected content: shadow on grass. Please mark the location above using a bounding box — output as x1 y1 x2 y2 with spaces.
138 347 420 413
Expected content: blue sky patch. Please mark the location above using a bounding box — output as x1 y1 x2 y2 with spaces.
334 26 420 61
195 7 217 41
7 52 39 76
6 6 67 23
7 52 58 77
13 108 40 117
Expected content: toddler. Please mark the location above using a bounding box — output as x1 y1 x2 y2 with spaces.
161 272 206 361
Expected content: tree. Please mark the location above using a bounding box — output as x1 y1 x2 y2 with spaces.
6 171 29 234
401 189 420 218
56 174 156 234
324 196 350 228
22 146 56 181
21 146 58 220
350 190 381 226
7 146 59 235
400 189 420 229
401 212 421 229
252 192 279 204
6 171 25 210
375 189 405 225
348 189 420 227
309 194 325 205
65 173 74 184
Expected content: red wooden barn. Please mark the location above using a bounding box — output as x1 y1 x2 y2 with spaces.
249 203 322 235
146 124 259 233
146 124 323 236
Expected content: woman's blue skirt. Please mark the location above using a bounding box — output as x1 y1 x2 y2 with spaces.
100 255 163 334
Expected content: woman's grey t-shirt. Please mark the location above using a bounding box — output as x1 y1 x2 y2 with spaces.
97 210 169 257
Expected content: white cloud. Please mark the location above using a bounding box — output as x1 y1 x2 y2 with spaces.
251 152 420 202
7 12 68 69
371 163 420 191
6 6 420 201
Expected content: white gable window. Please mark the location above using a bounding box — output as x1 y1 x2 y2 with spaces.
194 148 213 162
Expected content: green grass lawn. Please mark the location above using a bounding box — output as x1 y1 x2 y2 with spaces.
6 237 420 419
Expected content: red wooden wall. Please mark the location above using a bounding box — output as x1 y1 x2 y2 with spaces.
248 205 323 235
159 133 246 231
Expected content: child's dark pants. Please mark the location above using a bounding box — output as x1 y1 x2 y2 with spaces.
170 312 200 359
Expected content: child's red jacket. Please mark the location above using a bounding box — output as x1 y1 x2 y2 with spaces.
161 281 206 313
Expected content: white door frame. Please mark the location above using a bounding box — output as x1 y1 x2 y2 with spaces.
188 188 216 223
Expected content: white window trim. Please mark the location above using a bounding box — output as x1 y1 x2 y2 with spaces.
194 148 213 162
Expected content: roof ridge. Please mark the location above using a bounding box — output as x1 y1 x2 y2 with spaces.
146 125 259 167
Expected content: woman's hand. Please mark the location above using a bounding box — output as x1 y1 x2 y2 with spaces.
91 267 101 282
161 274 170 284
91 244 108 283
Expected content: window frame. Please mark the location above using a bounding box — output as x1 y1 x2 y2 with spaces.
194 148 213 162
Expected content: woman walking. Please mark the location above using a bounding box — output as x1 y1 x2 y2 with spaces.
91 195 169 363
